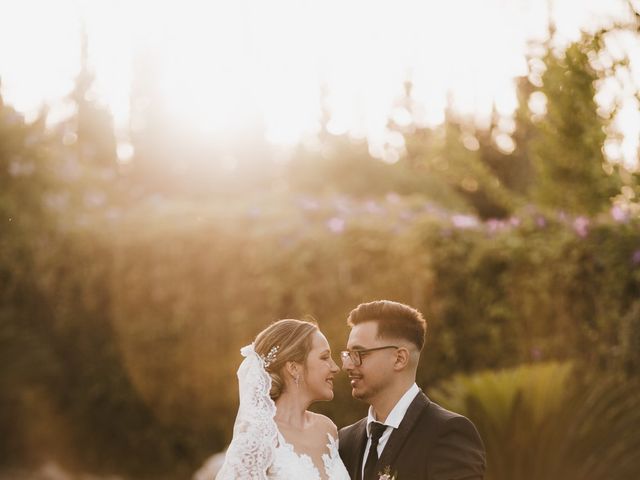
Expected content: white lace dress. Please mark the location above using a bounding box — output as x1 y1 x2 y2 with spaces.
215 344 350 480
268 431 350 480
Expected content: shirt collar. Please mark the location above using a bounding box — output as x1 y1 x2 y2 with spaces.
366 383 420 435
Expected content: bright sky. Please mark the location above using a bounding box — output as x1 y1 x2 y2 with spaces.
0 0 638 165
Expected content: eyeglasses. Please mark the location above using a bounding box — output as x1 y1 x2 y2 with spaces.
340 346 399 367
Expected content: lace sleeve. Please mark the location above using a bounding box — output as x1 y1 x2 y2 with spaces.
216 344 278 480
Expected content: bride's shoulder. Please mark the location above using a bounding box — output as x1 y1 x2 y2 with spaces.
308 411 338 437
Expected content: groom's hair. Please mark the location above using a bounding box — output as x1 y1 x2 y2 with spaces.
254 319 318 400
347 300 426 351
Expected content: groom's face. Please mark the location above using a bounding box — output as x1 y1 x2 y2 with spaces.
344 321 396 402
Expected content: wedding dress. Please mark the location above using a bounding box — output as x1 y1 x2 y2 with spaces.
216 344 350 480
269 430 348 479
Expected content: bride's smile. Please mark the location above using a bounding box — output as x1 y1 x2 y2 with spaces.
302 331 340 402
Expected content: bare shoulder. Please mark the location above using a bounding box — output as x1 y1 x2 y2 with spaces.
308 411 338 437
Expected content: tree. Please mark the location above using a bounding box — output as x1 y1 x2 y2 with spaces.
66 25 117 168
0 79 59 465
401 101 519 219
528 35 622 214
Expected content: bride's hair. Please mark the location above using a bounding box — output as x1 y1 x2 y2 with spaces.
254 319 318 400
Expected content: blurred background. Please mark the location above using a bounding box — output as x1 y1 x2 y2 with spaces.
1 0 640 478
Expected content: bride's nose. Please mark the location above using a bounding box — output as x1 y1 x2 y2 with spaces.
330 358 340 373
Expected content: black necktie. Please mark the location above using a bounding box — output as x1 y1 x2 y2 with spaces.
363 422 387 480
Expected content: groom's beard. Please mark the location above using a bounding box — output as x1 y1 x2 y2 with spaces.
352 379 385 402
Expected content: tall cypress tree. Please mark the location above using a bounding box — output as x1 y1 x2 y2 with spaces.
0 78 56 466
529 35 621 214
67 25 117 168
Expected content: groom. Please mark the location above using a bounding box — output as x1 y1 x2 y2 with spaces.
338 300 486 480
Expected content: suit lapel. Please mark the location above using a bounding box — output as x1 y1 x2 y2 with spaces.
349 419 368 480
376 391 430 471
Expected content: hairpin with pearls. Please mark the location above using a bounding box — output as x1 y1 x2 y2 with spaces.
262 345 279 368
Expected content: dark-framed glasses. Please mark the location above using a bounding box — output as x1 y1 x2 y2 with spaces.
340 346 398 366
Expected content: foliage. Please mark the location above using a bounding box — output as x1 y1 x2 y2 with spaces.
0 88 60 464
430 362 640 480
0 94 51 228
67 27 117 168
528 35 622 214
2 17 640 480
287 131 470 212
400 30 634 219
6 189 639 474
0 86 194 478
402 111 520 219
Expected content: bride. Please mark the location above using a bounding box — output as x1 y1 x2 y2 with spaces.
216 319 351 480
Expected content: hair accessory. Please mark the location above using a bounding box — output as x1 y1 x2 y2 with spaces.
262 345 279 368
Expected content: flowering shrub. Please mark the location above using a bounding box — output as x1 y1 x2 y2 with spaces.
2 192 639 476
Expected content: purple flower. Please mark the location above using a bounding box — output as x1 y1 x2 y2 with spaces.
326 217 345 234
535 216 547 228
364 200 384 215
632 249 640 265
248 207 261 218
451 214 479 229
573 216 589 238
399 210 415 221
84 190 106 208
333 197 351 215
8 159 35 177
610 205 629 223
44 192 69 212
531 347 542 361
423 202 436 213
298 197 320 211
423 202 443 217
279 236 296 249
386 192 401 204
105 208 121 222
486 219 506 234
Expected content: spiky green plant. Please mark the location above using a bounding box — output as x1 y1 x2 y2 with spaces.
430 363 640 480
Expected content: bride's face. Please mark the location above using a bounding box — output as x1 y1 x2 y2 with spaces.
302 331 340 402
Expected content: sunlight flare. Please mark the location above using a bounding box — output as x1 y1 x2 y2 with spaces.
0 0 636 162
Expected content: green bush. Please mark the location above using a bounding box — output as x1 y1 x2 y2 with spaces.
3 192 639 477
430 362 640 480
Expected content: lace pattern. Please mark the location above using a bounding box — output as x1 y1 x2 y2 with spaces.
215 344 278 480
271 432 349 480
322 434 349 480
216 344 350 479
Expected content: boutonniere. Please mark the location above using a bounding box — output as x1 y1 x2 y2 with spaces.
378 465 398 480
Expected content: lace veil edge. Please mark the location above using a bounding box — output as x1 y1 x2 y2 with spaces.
215 344 278 480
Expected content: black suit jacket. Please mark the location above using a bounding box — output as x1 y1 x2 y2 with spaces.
338 391 485 480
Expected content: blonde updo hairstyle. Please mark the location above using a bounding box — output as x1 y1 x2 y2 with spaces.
254 319 318 400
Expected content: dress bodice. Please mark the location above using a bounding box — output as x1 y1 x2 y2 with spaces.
268 431 350 480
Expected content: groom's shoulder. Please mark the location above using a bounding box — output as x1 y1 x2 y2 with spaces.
423 397 472 425
338 417 367 439
422 396 483 442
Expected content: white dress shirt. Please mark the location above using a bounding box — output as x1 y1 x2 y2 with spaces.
361 383 421 479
